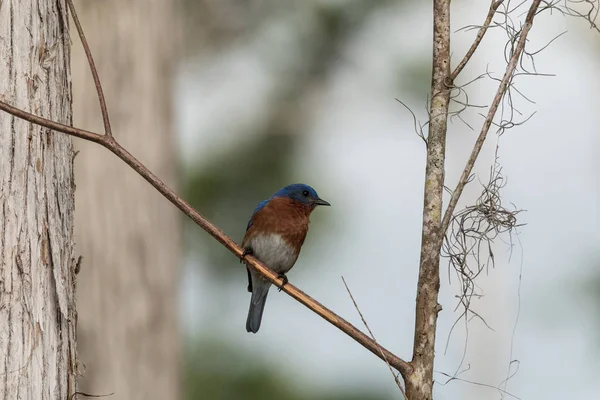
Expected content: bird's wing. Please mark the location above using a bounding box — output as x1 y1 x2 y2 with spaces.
244 199 270 293
246 199 269 231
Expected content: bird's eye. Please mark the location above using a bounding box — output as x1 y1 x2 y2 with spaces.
302 190 309 197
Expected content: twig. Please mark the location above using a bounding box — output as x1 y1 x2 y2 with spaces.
0 98 413 378
341 277 406 399
450 0 505 81
66 0 113 138
436 370 521 399
70 391 114 399
395 98 428 144
441 0 543 235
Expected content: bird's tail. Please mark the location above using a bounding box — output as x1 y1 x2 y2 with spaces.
246 279 270 333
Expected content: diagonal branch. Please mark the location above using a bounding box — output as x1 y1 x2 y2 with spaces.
450 0 504 81
441 0 543 235
0 99 413 378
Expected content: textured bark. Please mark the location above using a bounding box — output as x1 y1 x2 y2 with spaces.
70 1 181 399
0 1 77 399
407 0 451 399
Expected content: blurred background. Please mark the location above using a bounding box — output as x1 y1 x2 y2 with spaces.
70 0 600 399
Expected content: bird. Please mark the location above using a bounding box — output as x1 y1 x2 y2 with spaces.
241 183 330 333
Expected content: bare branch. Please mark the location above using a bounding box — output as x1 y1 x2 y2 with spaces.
66 0 113 138
396 98 428 144
450 0 505 81
70 391 114 399
0 101 105 144
436 369 521 399
441 0 543 235
341 277 406 398
551 0 600 33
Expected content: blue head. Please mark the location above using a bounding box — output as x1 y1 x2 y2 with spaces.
272 183 330 207
246 183 330 231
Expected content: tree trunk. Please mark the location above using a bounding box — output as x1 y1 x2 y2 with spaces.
70 1 181 399
0 1 77 399
407 0 451 399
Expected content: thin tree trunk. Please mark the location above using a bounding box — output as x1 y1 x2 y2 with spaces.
70 1 181 399
0 1 77 399
406 0 451 399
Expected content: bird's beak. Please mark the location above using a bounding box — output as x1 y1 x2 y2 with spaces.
313 198 331 206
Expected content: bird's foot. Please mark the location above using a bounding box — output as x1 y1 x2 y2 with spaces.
241 247 253 263
277 274 288 292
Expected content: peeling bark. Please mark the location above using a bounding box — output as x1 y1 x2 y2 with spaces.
0 1 77 399
406 0 451 399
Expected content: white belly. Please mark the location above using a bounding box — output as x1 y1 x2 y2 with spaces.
247 233 298 274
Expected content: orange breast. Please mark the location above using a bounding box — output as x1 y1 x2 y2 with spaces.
243 197 311 254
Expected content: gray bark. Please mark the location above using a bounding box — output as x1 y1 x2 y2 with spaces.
70 1 181 399
0 1 77 399
407 0 451 399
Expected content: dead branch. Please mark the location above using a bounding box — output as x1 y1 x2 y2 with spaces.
66 0 112 137
450 0 505 81
441 0 543 235
342 277 406 398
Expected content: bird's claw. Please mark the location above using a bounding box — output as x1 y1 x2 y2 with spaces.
241 247 253 263
277 274 288 292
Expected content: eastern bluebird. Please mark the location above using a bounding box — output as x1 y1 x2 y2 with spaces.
241 183 330 333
